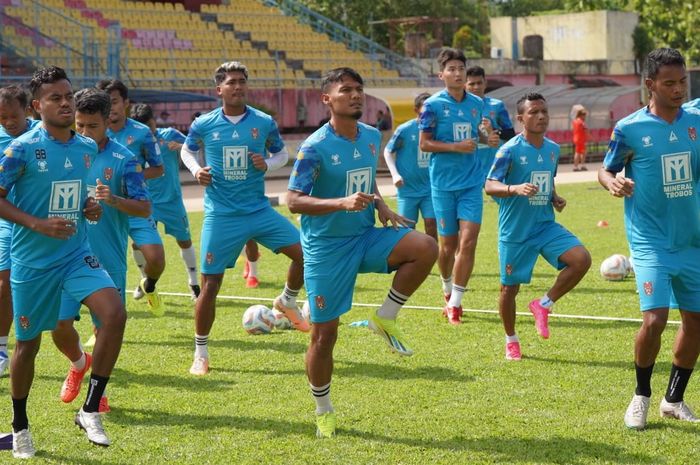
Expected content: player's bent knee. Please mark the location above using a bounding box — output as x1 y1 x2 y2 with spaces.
500 284 520 297
642 311 668 334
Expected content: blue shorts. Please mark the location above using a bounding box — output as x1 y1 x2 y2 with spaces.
129 216 163 246
432 186 483 236
397 194 435 226
153 200 191 242
59 268 126 327
498 222 582 285
632 248 700 312
0 220 11 271
304 227 411 324
11 248 116 341
200 207 299 275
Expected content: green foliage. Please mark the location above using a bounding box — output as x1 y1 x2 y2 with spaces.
6 183 700 464
298 0 486 53
632 24 655 65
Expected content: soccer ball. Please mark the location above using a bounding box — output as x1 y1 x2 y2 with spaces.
242 305 275 335
301 301 311 323
600 254 630 281
270 309 292 330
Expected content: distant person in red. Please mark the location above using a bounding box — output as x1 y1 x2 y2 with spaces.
572 106 588 171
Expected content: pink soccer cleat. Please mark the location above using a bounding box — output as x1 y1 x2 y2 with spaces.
505 341 522 361
528 299 551 339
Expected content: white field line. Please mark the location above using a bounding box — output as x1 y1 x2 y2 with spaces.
159 291 681 325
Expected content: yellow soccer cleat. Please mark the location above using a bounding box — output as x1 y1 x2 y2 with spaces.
139 278 164 317
368 314 414 356
315 411 336 439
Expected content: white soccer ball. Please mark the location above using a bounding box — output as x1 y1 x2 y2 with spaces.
242 305 275 335
270 309 292 330
600 254 630 281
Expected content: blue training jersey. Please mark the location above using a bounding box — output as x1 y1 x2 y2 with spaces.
107 118 162 169
0 119 42 233
184 106 285 215
418 89 484 191
385 118 430 198
289 122 380 247
487 134 560 243
683 98 700 110
477 96 513 175
86 139 149 273
0 127 97 268
603 106 700 252
149 127 186 204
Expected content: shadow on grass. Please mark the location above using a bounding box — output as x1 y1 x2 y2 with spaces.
123 334 309 354
38 452 125 465
107 408 656 464
217 358 472 382
107 367 236 391
525 355 672 372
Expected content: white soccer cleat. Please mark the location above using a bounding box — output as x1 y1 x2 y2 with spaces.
12 429 35 459
75 408 111 446
0 351 9 376
624 394 650 430
189 357 209 376
132 284 145 300
660 398 700 423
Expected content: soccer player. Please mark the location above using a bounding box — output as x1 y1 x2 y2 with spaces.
130 103 200 299
242 239 261 288
418 48 499 324
180 61 308 376
96 79 165 315
0 67 126 457
599 48 700 429
0 85 41 377
465 65 515 181
51 88 151 414
287 67 438 438
571 105 588 171
484 93 591 360
383 92 438 242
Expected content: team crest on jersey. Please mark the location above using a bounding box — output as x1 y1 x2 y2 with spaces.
643 281 653 296
104 167 113 181
206 252 214 265
127 135 134 146
490 111 495 119
19 315 29 330
505 264 513 276
315 295 326 310
84 154 91 169
251 128 259 139
369 143 376 157
689 127 697 141
471 108 478 118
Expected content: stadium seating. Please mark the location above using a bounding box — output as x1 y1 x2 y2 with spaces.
1 0 408 89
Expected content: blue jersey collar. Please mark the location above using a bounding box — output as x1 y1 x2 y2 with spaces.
440 88 467 103
219 106 250 125
325 121 362 143
39 126 78 145
644 105 685 124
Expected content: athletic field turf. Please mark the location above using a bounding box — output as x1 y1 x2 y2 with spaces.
3 181 697 464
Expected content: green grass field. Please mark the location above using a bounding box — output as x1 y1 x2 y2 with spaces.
3 181 698 464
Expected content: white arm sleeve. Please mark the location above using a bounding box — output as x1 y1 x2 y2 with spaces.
180 145 203 177
383 148 402 183
264 146 289 172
